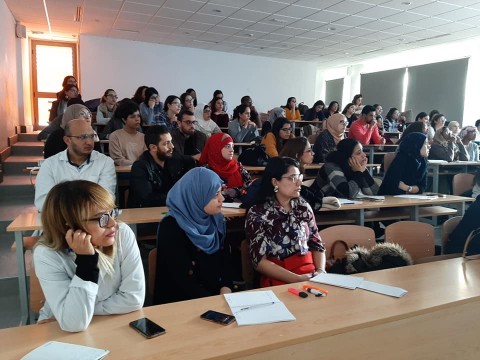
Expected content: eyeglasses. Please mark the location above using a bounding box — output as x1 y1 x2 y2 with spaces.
339 121 348 125
281 174 303 182
280 128 292 132
171 101 181 106
182 120 198 126
203 109 211 113
78 111 92 118
107 94 118 99
85 208 119 228
67 133 98 141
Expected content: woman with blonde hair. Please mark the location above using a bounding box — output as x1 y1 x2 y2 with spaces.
33 180 145 332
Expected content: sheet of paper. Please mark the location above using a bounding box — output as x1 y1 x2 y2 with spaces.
428 160 448 164
221 202 242 208
394 195 438 200
224 291 295 326
358 280 408 298
337 198 362 205
310 273 364 289
355 194 385 201
22 341 109 360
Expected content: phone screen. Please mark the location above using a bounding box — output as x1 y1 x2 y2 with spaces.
200 310 236 326
129 318 166 338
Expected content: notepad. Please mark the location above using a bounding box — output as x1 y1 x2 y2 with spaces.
358 280 408 298
310 273 364 289
224 290 295 326
22 341 109 360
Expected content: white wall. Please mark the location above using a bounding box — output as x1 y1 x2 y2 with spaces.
316 37 480 125
0 0 20 149
79 35 318 113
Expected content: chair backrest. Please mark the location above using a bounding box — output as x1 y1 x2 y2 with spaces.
319 225 376 260
441 216 463 254
148 248 157 297
30 265 45 314
452 173 475 196
383 152 397 173
384 221 435 262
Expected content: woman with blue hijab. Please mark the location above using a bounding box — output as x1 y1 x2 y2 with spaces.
379 133 430 195
153 167 233 304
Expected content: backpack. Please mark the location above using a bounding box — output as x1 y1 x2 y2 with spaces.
237 144 269 166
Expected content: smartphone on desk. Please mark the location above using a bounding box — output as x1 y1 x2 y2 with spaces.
200 310 236 326
129 317 166 339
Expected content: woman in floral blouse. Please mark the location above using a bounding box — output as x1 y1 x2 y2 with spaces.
245 157 326 287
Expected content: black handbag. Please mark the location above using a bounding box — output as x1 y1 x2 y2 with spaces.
238 144 269 166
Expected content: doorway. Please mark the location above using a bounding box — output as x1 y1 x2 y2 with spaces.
31 40 78 129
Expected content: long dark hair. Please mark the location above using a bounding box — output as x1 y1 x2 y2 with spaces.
270 117 291 153
279 137 309 174
143 87 159 106
255 157 300 205
285 97 296 110
326 138 360 179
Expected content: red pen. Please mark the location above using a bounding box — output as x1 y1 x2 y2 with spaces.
288 288 308 298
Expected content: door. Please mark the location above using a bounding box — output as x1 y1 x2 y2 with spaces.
31 40 78 129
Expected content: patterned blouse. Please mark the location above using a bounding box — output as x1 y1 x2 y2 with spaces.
246 197 325 267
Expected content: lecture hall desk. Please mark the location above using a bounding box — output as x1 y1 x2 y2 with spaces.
1 257 480 359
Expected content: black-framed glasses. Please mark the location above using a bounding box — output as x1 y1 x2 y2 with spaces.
182 120 198 126
281 174 303 182
78 111 92 118
107 94 118 99
67 133 98 141
280 128 292 132
86 208 119 228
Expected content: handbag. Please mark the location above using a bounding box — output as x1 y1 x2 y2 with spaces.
237 144 269 166
462 228 480 260
260 251 315 287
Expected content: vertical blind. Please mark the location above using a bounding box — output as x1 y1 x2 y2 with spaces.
405 58 468 124
360 68 405 113
325 78 344 106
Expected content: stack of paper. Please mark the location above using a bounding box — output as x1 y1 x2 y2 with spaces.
22 341 109 360
394 194 438 200
224 290 295 326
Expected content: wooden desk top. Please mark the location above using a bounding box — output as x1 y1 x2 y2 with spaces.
428 160 480 167
2 258 480 359
244 163 381 172
6 207 246 233
115 165 132 173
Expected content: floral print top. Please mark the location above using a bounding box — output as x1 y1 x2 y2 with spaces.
246 197 325 267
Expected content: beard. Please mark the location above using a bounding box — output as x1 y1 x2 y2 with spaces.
156 148 172 161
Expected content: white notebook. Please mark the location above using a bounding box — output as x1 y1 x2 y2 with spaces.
358 280 408 298
22 341 109 360
310 273 364 289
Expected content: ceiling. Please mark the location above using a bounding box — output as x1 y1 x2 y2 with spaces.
6 0 480 68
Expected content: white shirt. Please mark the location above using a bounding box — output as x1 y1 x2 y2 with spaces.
33 223 145 332
34 149 116 210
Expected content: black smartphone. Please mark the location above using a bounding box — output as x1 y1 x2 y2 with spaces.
200 310 236 326
129 317 166 339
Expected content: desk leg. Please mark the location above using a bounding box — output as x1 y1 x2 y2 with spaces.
368 148 374 175
14 231 29 326
458 202 466 216
128 223 138 237
356 209 365 226
432 166 439 193
410 206 419 221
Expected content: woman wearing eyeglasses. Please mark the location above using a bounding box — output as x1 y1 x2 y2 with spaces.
199 133 252 202
139 87 164 125
196 105 222 138
245 157 326 287
96 89 118 125
312 113 347 163
261 117 295 157
153 167 233 304
314 138 378 199
157 95 181 132
33 180 145 332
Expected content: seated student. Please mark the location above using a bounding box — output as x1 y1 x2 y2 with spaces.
429 126 468 162
262 107 285 136
397 121 428 146
245 157 326 287
313 113 347 163
100 98 136 140
33 180 145 332
352 94 363 116
445 194 480 255
108 103 146 166
49 83 80 121
196 105 221 138
342 102 357 128
43 103 94 159
171 110 207 161
139 87 163 125
383 107 400 132
96 89 118 125
472 171 480 198
39 97 84 141
154 168 233 304
131 85 148 105
323 101 339 119
303 100 326 122
212 89 229 114
199 133 252 202
261 117 295 157
348 105 386 145
460 126 479 161
314 138 378 198
233 96 260 127
279 137 339 212
427 113 446 142
448 121 461 136
210 96 230 128
157 95 181 132
227 103 259 143
284 97 301 121
128 125 195 208
378 133 429 195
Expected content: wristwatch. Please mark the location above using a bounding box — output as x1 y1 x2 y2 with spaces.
407 186 412 193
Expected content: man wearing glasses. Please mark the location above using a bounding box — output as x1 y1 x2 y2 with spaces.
35 119 116 210
171 110 207 161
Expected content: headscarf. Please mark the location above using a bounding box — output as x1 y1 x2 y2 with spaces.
268 107 284 125
326 113 346 144
460 126 477 140
165 167 225 254
432 127 448 147
398 132 427 161
326 138 359 178
60 104 89 129
199 133 244 188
